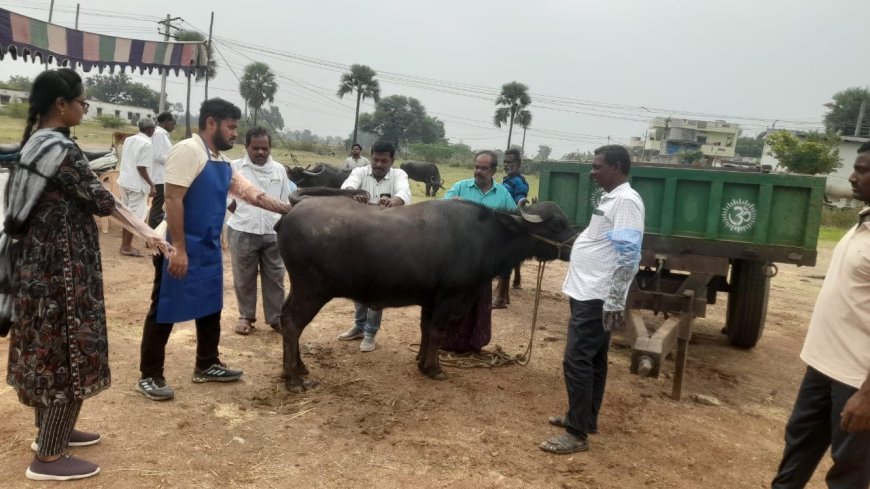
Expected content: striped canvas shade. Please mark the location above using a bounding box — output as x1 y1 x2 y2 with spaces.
0 7 207 76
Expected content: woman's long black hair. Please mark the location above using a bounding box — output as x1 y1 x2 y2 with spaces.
19 68 84 148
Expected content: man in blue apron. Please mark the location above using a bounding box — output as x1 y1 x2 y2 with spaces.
136 99 292 401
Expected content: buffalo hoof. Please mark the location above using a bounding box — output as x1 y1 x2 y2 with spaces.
285 379 320 393
299 365 310 376
420 367 448 381
428 370 448 381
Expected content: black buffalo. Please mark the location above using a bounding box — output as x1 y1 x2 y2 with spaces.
274 191 577 392
400 161 444 196
286 163 350 189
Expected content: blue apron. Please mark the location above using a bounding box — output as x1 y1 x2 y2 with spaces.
156 139 232 323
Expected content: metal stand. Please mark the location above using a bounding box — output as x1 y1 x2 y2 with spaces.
617 253 727 401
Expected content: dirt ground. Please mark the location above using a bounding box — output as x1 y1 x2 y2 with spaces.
0 226 835 489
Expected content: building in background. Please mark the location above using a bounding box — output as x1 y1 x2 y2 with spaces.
0 88 153 124
645 117 741 160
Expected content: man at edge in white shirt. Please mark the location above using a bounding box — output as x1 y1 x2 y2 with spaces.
148 111 176 228
117 118 157 257
770 141 870 488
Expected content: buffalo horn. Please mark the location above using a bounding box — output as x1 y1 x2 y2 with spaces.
519 208 544 223
303 165 325 176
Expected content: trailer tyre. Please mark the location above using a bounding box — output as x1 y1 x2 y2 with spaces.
725 259 770 348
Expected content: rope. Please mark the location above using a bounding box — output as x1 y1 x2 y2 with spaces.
408 260 547 369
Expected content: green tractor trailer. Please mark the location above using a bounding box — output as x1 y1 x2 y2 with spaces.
538 162 825 398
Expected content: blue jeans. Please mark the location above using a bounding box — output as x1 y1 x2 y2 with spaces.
354 302 382 336
771 366 870 489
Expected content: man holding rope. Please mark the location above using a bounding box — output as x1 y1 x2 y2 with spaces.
540 145 644 454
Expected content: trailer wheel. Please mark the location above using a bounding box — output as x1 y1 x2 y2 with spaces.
725 260 770 348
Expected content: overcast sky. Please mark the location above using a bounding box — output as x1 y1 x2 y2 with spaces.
2 0 869 157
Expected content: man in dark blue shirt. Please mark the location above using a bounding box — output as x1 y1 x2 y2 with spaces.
493 148 531 309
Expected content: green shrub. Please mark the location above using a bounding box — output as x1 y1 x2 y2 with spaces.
1 102 29 119
821 206 860 228
95 115 126 129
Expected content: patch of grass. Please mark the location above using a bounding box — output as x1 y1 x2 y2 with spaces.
821 206 860 228
818 226 849 245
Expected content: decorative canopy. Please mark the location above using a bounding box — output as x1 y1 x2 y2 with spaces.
0 7 207 76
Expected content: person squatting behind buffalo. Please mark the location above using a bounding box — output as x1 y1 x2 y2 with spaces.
3 68 173 481
273 172 576 393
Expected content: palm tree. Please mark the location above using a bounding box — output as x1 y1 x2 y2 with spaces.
337 64 381 145
493 81 532 150
515 110 532 156
175 30 217 137
175 30 218 83
239 62 278 125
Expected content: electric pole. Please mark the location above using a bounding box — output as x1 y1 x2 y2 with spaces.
204 11 214 100
855 99 866 137
157 15 181 114
45 0 55 69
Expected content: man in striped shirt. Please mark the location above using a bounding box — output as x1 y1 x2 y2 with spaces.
541 145 645 454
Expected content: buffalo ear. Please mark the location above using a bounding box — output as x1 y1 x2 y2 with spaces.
496 212 525 233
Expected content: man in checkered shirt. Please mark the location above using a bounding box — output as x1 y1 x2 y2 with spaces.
541 145 645 454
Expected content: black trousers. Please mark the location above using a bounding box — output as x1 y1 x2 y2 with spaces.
563 298 609 439
771 366 870 489
147 183 165 228
139 254 222 379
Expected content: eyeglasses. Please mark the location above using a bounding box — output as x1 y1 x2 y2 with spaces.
72 99 90 113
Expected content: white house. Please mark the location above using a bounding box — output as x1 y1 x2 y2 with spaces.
0 88 28 106
0 88 153 124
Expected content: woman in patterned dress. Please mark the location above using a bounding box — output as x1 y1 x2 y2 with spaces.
2 69 172 481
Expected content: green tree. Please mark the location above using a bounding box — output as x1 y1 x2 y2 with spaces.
260 105 285 131
337 64 380 146
0 75 32 91
175 30 217 83
735 136 764 158
679 150 705 165
358 95 445 150
766 131 841 175
515 109 532 156
85 73 162 112
562 151 581 161
493 81 531 150
824 87 870 137
239 62 278 125
535 145 552 160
